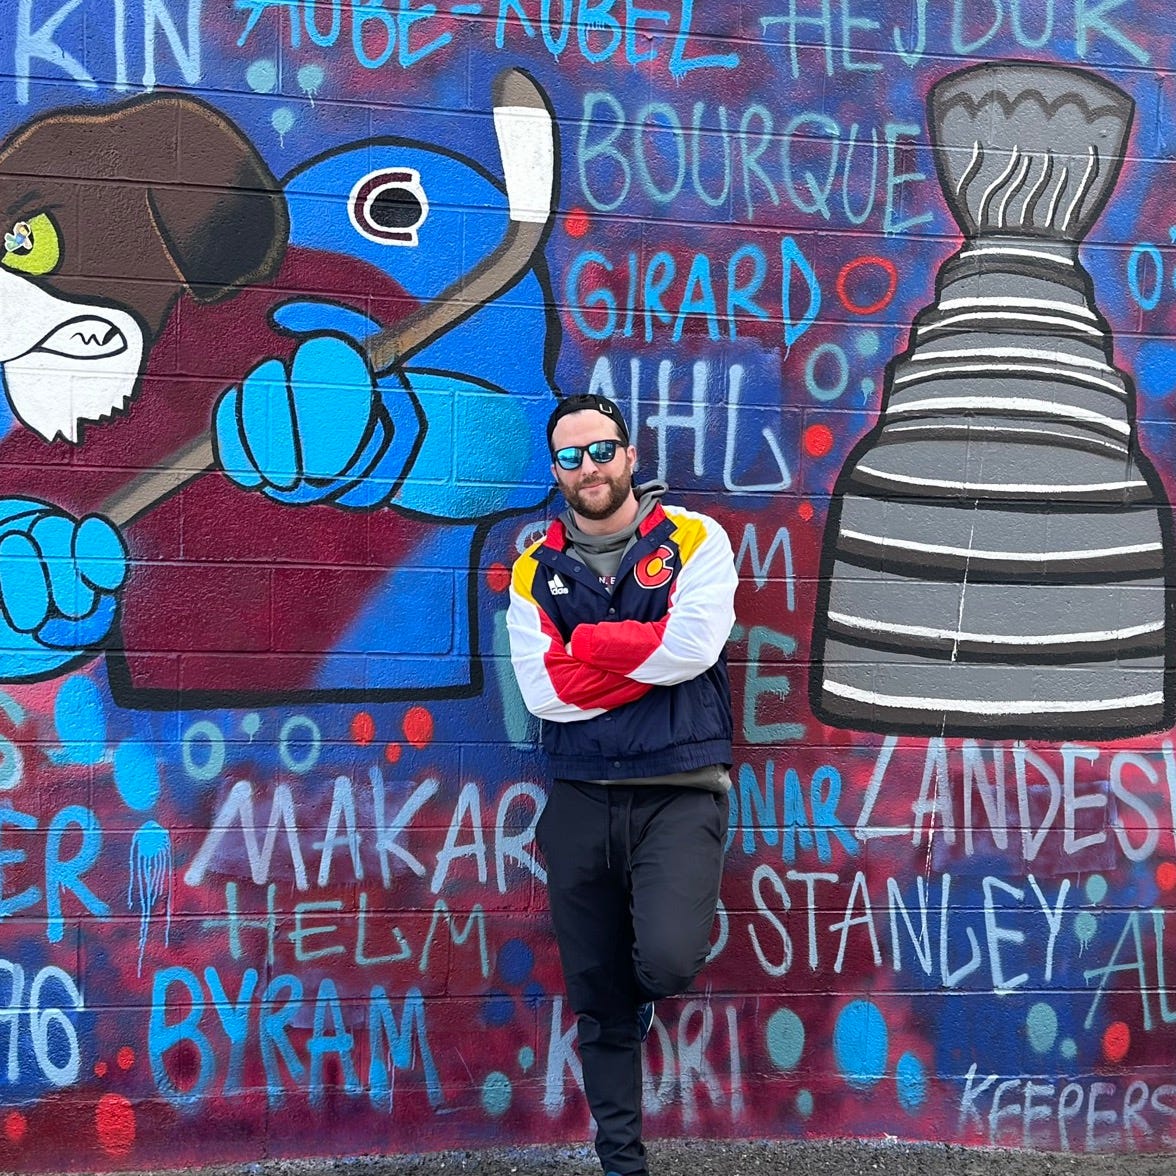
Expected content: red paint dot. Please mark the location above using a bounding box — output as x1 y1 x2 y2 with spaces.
486 563 511 593
803 424 834 458
1103 1021 1130 1063
798 501 814 522
384 742 402 764
350 711 375 747
95 1094 135 1158
1158 861 1176 891
4 1111 26 1144
565 208 590 238
403 706 434 750
94 1061 108 1078
116 1046 135 1071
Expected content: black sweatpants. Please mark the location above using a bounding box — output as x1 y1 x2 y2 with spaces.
536 779 729 1176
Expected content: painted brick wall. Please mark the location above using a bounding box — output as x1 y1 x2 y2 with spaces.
0 0 1175 1168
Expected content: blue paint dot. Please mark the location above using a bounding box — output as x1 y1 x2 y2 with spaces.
896 1052 926 1110
522 981 545 1010
483 992 514 1027
113 740 161 811
518 1046 534 1072
795 1089 813 1118
1075 910 1097 945
53 676 106 765
498 939 533 985
246 59 277 93
765 1008 805 1071
854 330 880 358
1027 1002 1058 1054
833 1000 888 1089
481 1071 511 1117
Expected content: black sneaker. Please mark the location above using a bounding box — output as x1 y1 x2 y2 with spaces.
637 1001 654 1042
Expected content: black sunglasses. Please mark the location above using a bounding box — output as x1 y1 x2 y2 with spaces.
553 439 621 470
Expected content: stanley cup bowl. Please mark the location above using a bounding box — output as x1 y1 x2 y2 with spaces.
929 61 1134 241
811 61 1173 739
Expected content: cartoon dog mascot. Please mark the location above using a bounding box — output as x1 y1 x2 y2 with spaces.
0 70 558 706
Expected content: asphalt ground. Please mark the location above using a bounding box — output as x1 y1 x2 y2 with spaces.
60 1139 1176 1176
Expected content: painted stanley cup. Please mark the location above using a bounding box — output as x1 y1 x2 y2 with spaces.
811 61 1174 737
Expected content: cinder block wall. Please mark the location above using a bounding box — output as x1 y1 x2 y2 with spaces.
0 2 1174 1168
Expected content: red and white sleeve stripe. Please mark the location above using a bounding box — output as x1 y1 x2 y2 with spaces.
507 553 652 723
568 509 736 686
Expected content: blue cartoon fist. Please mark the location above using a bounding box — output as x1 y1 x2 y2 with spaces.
0 500 127 679
214 315 412 508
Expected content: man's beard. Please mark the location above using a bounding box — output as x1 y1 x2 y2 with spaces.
562 468 633 521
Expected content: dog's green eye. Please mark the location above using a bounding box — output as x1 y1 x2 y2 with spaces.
3 213 60 276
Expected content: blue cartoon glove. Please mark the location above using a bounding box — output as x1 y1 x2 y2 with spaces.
0 500 127 680
213 303 422 509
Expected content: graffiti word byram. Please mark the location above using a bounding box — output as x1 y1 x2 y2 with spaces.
150 967 442 1108
748 865 1070 993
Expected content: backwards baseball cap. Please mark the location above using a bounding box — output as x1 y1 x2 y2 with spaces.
546 393 630 452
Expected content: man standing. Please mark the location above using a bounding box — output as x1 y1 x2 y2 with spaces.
507 393 737 1176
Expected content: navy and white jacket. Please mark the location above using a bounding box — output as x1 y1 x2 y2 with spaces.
507 500 737 780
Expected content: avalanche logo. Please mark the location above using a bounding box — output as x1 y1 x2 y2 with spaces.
635 545 674 589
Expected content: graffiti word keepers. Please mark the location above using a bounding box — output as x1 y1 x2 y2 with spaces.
14 0 201 103
748 865 1070 992
578 92 929 231
960 1070 1176 1151
182 772 546 896
149 967 442 1108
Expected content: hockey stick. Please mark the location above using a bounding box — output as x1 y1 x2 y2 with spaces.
101 67 557 528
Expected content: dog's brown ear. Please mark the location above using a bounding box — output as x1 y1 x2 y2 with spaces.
146 98 290 302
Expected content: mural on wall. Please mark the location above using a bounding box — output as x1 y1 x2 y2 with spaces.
812 61 1175 738
5 1 1176 1172
0 67 559 706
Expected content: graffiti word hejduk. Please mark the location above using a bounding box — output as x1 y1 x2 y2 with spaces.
149 967 442 1109
747 866 1069 992
855 738 1176 866
578 92 929 230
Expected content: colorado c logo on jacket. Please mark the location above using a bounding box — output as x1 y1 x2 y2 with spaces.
635 544 675 589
